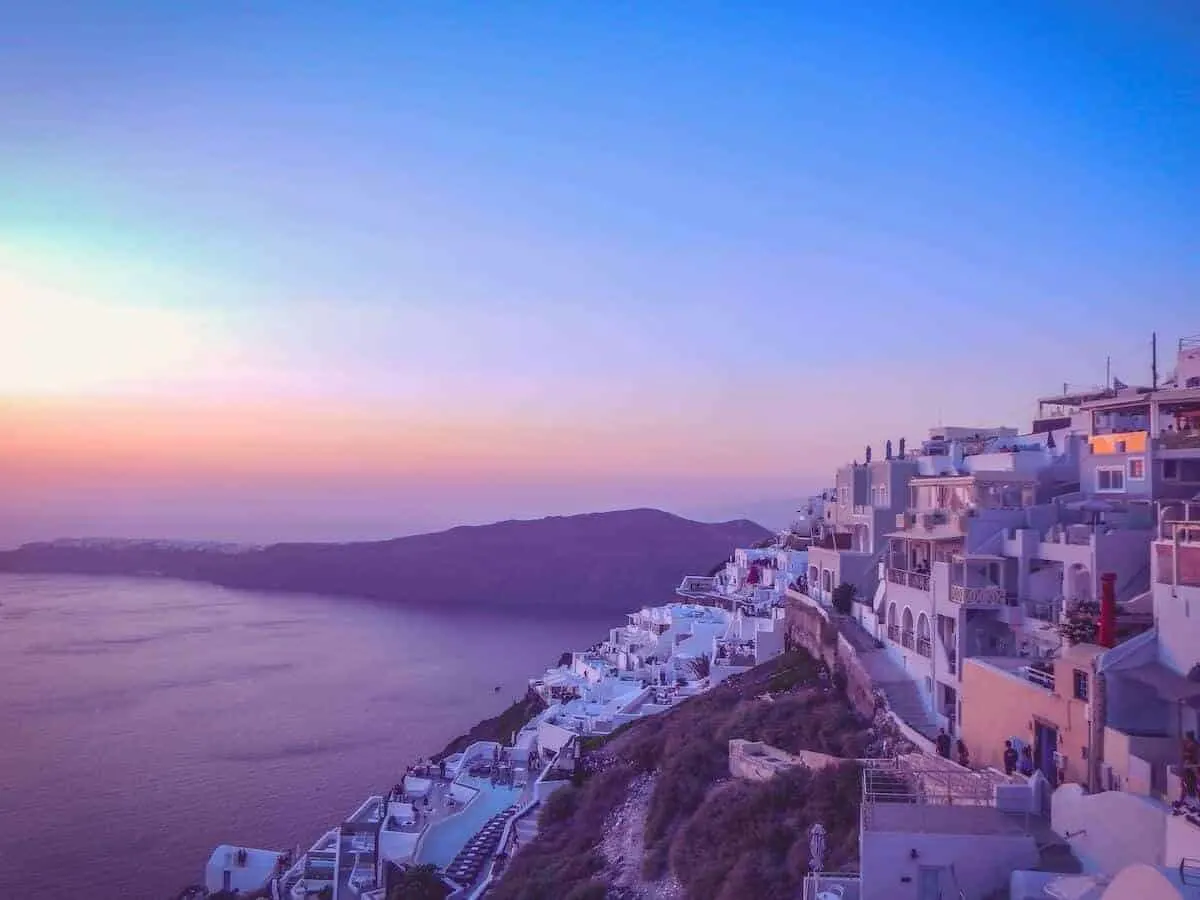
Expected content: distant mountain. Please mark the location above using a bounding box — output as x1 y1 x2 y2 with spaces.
0 508 771 616
683 497 811 532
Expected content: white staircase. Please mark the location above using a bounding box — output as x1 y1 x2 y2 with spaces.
878 678 940 741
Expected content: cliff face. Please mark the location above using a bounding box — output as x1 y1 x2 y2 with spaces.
0 508 770 616
490 650 869 900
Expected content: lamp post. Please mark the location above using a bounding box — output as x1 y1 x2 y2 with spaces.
809 822 828 897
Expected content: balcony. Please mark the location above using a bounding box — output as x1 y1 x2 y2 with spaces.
887 624 899 642
901 630 915 651
917 636 932 658
949 584 1006 607
811 533 853 551
1158 429 1200 451
887 567 930 591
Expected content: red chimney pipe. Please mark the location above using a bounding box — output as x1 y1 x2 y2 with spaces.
1098 572 1117 648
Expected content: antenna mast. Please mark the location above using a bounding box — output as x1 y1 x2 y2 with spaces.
1152 332 1158 390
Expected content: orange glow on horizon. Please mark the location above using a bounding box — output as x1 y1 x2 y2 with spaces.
0 394 802 488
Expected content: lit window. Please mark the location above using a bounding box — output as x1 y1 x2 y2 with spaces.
1128 457 1145 480
1096 467 1125 492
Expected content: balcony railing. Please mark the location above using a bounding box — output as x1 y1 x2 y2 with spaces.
1158 430 1200 451
887 625 899 642
901 630 915 650
1023 664 1055 691
949 584 1006 606
917 636 932 658
887 567 931 591
946 650 958 674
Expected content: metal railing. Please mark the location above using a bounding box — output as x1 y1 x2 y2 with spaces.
1022 665 1055 691
901 630 915 650
1159 430 1200 451
802 872 861 899
949 584 1006 606
887 568 930 591
887 625 899 642
916 636 932 658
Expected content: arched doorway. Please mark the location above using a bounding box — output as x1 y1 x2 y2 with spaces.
902 607 915 649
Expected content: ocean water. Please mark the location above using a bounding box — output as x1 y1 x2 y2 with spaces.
0 574 617 899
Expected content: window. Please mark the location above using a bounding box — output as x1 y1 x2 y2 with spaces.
1164 459 1180 480
1128 457 1145 480
1073 669 1089 702
839 486 848 505
1096 467 1125 492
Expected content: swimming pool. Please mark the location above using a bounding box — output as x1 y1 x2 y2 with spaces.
415 778 522 869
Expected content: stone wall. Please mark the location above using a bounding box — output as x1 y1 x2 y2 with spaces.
784 600 880 721
728 739 848 782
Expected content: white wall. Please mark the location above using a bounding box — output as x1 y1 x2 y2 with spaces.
860 830 1037 900
1165 815 1200 869
537 721 575 754
1051 784 1166 874
1154 582 1200 676
755 622 785 661
378 829 420 866
710 662 750 686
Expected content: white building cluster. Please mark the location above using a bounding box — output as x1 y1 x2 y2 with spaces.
204 334 1200 900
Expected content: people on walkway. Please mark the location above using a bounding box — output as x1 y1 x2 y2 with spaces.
1178 730 1200 812
1002 740 1018 775
1018 745 1035 776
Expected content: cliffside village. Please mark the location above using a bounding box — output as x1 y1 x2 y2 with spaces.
202 334 1200 900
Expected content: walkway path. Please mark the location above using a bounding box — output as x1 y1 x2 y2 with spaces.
835 616 940 740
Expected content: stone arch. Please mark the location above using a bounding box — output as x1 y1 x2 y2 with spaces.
917 612 930 642
902 607 915 634
887 602 898 627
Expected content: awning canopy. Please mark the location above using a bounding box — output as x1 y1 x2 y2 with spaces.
886 526 965 541
1121 661 1200 704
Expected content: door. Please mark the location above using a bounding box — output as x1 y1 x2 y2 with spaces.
1034 722 1059 787
917 866 944 899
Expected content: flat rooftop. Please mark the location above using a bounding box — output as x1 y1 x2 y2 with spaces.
867 802 1032 835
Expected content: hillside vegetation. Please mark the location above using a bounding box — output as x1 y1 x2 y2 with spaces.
491 650 869 900
0 509 770 616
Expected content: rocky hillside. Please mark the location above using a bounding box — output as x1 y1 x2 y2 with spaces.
0 508 770 616
491 650 875 900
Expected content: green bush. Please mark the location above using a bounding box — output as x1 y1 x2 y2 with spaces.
831 582 856 615
562 881 608 900
539 784 580 827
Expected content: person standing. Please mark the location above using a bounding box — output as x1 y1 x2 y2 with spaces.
935 729 951 759
1003 740 1018 775
956 739 970 768
1179 731 1199 811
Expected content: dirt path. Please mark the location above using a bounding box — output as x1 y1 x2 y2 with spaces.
597 773 686 900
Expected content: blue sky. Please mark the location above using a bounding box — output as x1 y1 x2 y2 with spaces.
1 1 1197 541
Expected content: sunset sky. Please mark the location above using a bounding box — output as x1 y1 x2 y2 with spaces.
2 2 1197 544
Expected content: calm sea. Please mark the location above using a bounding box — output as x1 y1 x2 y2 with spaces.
0 574 618 899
